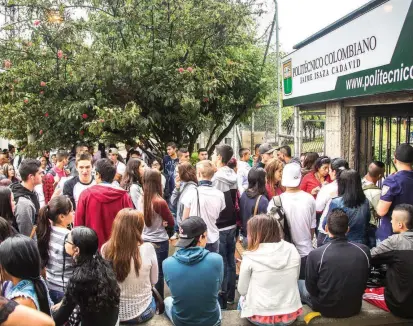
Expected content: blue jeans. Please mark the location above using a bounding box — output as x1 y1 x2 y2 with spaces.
164 297 221 326
121 297 156 324
152 240 169 299
219 228 236 303
298 280 313 308
49 289 65 304
206 240 219 253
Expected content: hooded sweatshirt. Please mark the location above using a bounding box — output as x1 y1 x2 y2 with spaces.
10 183 40 236
212 166 238 230
75 183 133 249
238 242 302 318
163 247 223 326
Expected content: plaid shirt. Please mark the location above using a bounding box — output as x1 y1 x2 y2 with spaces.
42 173 55 204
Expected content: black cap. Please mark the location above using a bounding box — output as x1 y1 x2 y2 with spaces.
395 143 413 164
175 216 207 248
258 143 275 155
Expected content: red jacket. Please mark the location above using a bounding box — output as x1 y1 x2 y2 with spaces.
75 184 133 249
300 172 331 199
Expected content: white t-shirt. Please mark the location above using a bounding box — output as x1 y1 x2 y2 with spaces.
34 184 45 208
181 185 226 244
267 191 316 257
316 181 338 234
116 161 126 176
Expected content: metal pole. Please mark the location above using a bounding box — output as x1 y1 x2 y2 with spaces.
275 0 282 147
251 112 255 153
294 107 299 158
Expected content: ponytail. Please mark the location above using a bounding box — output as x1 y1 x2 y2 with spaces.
36 205 52 268
31 277 51 315
36 196 73 267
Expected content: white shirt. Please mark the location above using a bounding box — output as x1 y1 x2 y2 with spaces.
34 184 45 208
267 191 316 257
116 161 126 176
181 184 226 243
316 181 338 234
237 161 251 195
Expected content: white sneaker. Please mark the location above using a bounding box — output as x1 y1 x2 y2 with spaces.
170 232 178 240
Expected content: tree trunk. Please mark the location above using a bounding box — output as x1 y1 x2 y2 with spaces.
207 112 242 156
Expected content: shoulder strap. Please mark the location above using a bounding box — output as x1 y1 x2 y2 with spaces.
272 195 282 208
253 195 263 216
363 183 380 191
196 187 201 217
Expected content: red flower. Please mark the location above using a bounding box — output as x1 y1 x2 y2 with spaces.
40 81 46 87
99 119 105 123
39 130 43 135
40 91 44 95
13 79 18 84
34 20 41 26
57 50 63 59
187 67 193 73
79 130 84 136
3 60 11 69
24 98 29 104
82 113 88 119
203 97 209 103
44 112 49 117
178 68 184 73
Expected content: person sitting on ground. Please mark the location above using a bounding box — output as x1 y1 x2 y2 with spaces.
75 158 133 249
52 227 120 326
102 209 158 324
323 170 370 245
180 160 225 253
10 159 42 236
237 148 251 195
362 161 385 248
301 209 370 318
240 167 269 248
121 159 146 211
265 159 284 199
238 214 302 326
376 144 413 243
363 204 413 319
36 196 75 304
0 235 52 314
301 152 319 177
267 162 316 279
163 216 223 326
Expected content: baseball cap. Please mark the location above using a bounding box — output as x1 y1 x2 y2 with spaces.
281 162 302 187
109 148 119 155
395 143 413 164
176 216 207 248
258 143 275 155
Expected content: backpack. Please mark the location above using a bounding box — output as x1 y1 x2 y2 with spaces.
362 184 381 225
268 196 292 243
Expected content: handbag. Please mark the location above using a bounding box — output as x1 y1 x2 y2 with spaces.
152 287 165 314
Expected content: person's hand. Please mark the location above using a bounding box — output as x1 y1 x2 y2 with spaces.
311 186 321 195
175 176 181 189
163 221 168 227
51 301 62 312
51 187 62 200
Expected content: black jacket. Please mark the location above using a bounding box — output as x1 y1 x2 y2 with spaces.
305 237 370 318
371 231 413 318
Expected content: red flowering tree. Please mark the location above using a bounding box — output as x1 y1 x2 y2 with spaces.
0 0 275 153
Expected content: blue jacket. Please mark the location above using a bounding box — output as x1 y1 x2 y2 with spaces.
163 247 223 326
240 192 269 237
323 197 370 245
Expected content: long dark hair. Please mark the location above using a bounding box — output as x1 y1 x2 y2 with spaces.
0 186 14 223
0 216 14 242
246 167 267 198
337 169 366 208
303 152 319 171
67 227 120 312
143 169 163 227
0 235 51 315
37 195 73 267
98 143 107 159
103 209 144 282
314 156 331 172
330 158 349 179
121 159 144 191
2 164 18 183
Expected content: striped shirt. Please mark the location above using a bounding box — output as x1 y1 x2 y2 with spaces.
46 226 75 292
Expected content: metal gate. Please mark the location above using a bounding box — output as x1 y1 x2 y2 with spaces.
356 104 413 177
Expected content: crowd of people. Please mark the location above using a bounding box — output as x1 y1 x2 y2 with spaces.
0 140 411 326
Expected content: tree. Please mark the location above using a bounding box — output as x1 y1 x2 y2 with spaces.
0 0 275 154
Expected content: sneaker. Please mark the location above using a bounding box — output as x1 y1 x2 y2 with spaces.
170 232 178 240
227 300 235 305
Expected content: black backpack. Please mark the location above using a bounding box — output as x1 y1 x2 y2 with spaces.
268 196 292 243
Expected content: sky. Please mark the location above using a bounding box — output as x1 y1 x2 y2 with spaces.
262 0 372 54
